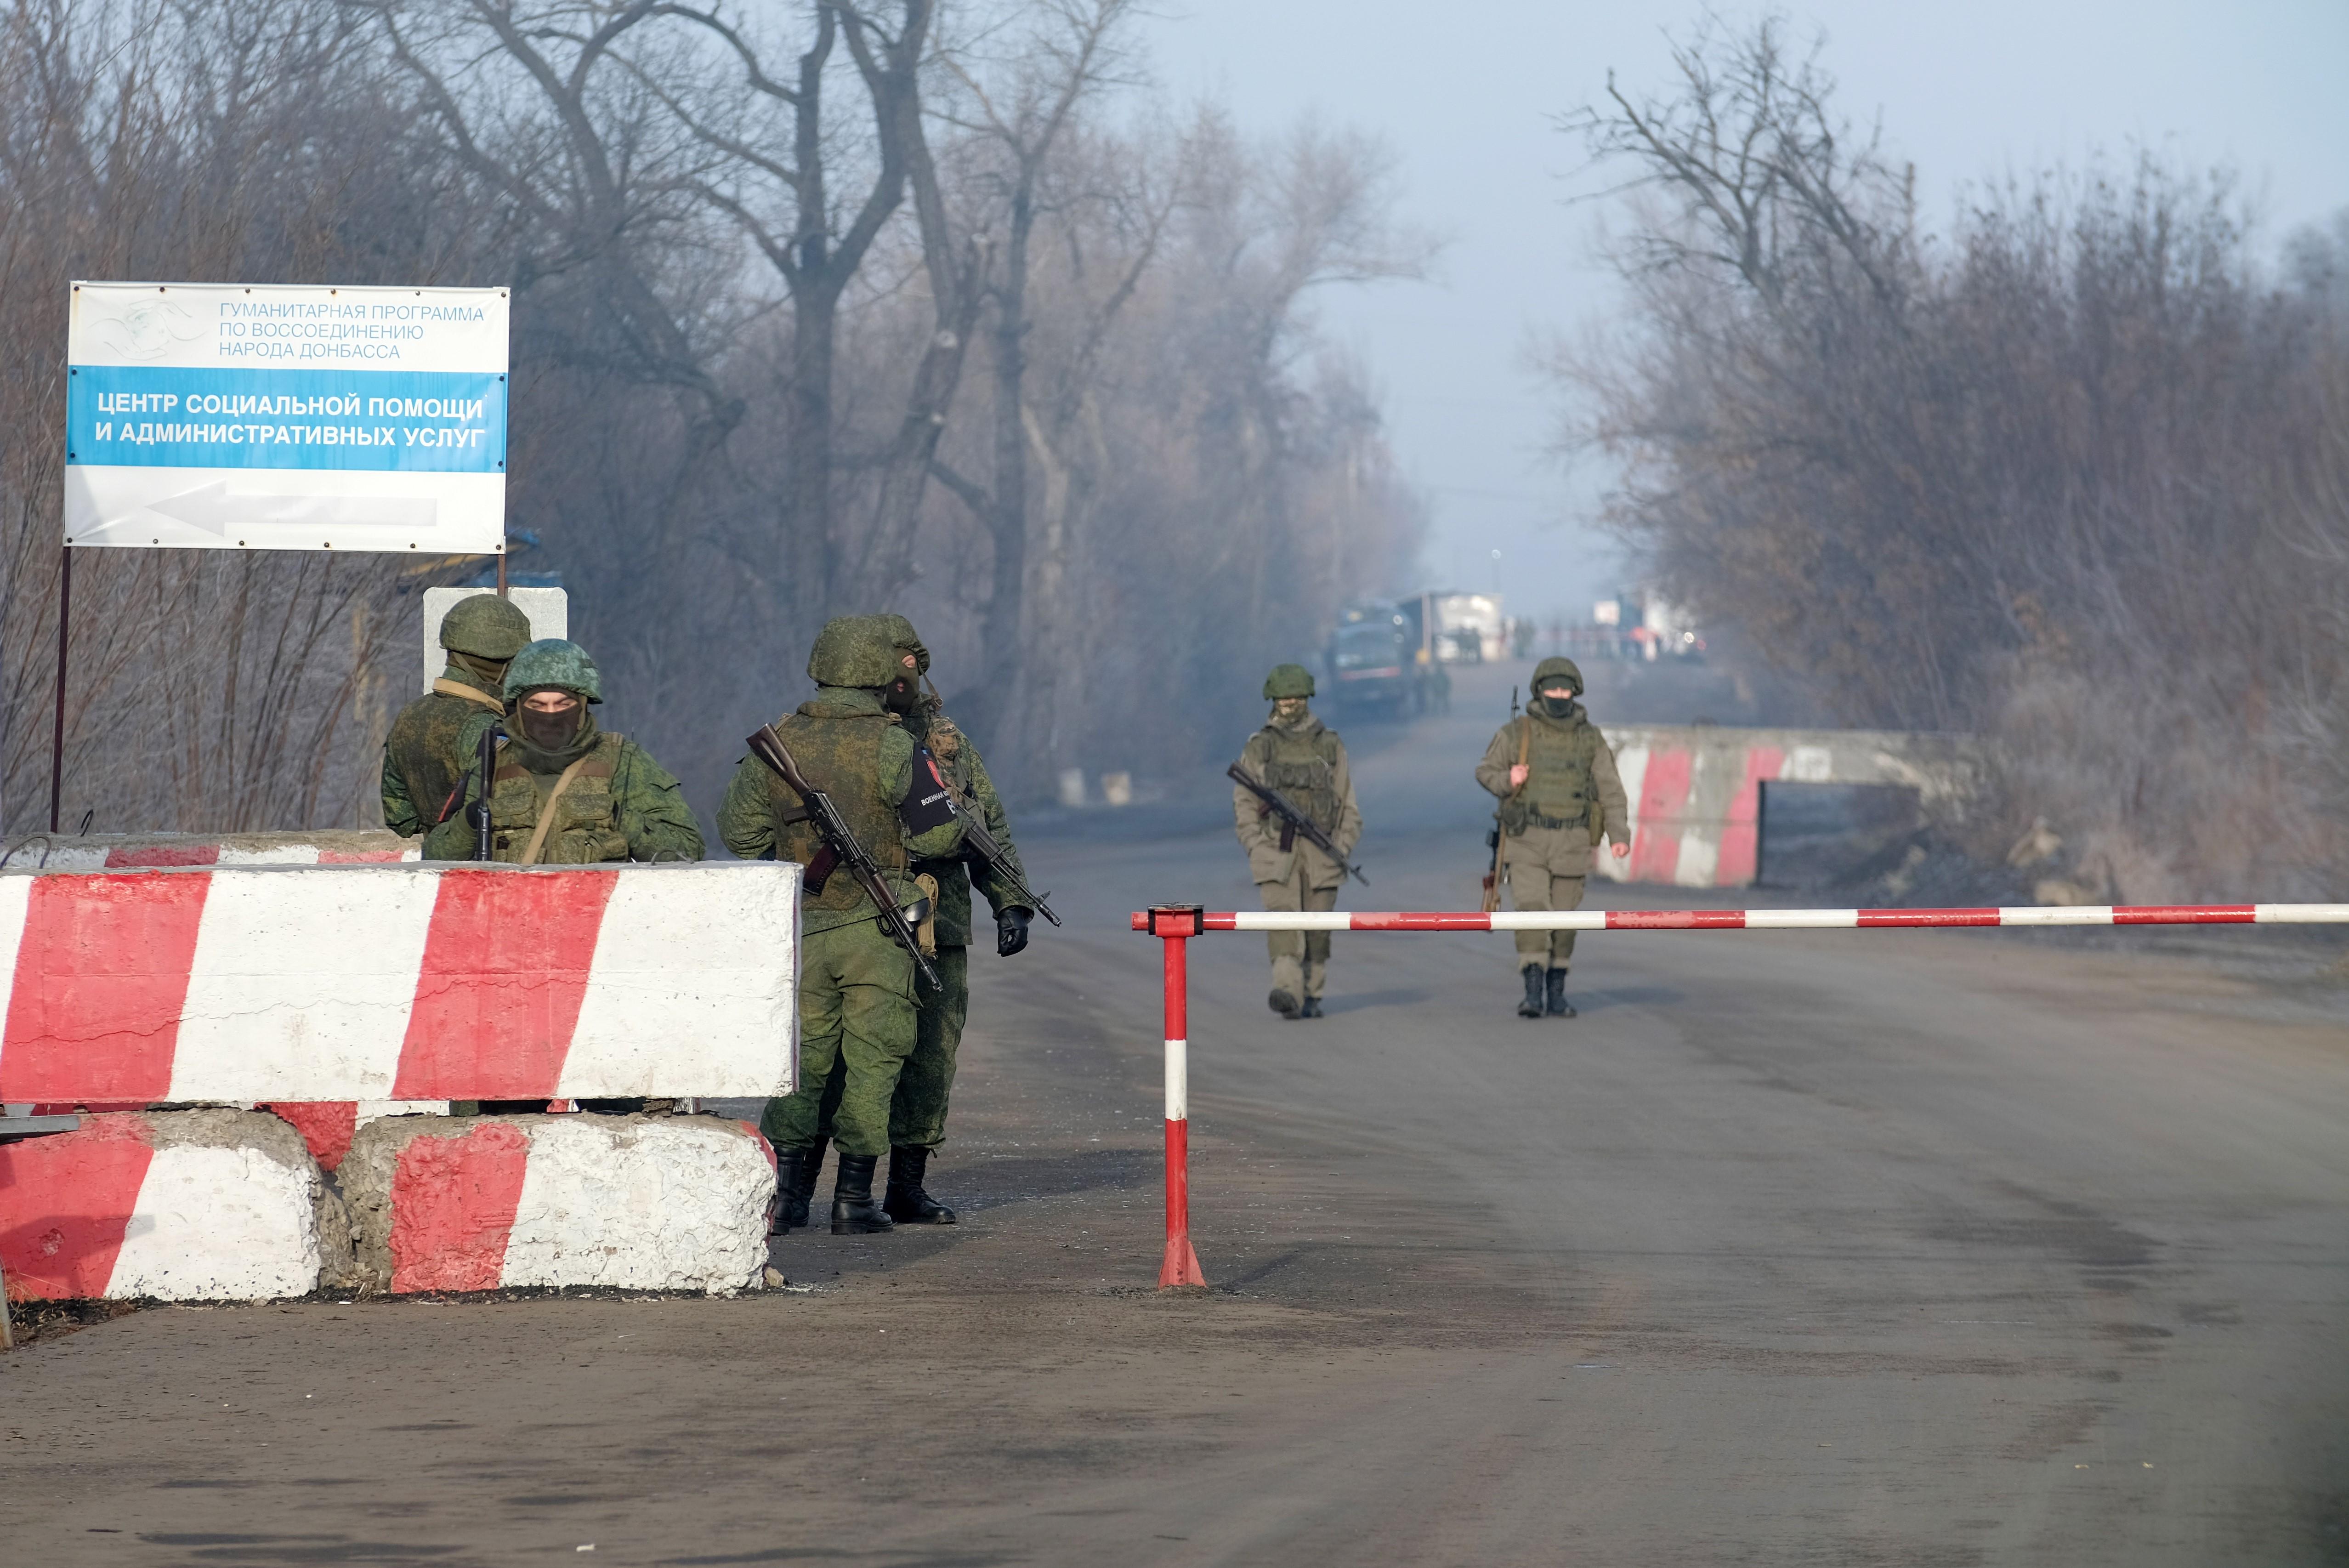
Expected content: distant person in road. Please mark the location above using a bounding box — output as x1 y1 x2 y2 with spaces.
423 638 703 865
797 615 1036 1229
1477 656 1630 1019
381 591 533 836
1233 664 1364 1020
718 616 966 1235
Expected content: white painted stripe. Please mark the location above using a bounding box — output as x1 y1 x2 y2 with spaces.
2255 903 2349 922
1675 828 1719 888
1997 906 2117 926
1602 746 1649 885
1488 912 1608 930
170 869 441 1101
1164 1037 1187 1122
1229 911 1352 931
107 1142 321 1301
560 864 800 1098
1745 909 1862 928
499 1119 770 1293
0 877 32 1080
216 845 323 865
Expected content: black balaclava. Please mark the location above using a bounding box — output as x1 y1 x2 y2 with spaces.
510 690 600 773
1534 689 1579 721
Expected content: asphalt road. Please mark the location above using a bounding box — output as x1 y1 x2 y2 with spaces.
3 663 2345 1566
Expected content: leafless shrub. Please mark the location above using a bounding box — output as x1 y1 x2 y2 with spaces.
1559 16 2349 897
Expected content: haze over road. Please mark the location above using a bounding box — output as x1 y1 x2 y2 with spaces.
4 663 2345 1565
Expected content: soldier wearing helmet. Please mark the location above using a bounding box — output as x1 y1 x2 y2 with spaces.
380 592 533 837
420 638 703 865
1233 663 1363 1019
717 616 968 1236
787 615 1035 1231
1475 656 1630 1018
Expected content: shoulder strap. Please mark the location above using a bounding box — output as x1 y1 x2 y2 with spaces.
519 753 598 867
432 677 507 714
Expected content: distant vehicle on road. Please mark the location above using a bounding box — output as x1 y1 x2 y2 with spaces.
1326 608 1426 719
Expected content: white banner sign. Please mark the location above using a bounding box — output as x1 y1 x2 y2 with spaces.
63 282 509 553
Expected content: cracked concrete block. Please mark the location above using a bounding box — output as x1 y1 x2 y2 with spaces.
340 1114 775 1296
0 1109 354 1301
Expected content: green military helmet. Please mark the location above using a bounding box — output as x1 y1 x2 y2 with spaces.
1532 656 1584 697
439 593 534 660
806 615 899 689
1262 663 1316 699
875 613 930 676
503 638 604 704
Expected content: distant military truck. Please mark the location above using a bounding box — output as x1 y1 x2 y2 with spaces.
1327 603 1441 718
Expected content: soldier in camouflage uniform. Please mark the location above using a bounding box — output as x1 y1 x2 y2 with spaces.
421 639 703 865
381 592 533 836
1233 664 1363 1019
1475 656 1630 1018
717 616 966 1235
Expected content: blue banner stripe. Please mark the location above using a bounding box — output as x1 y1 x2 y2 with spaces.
67 366 507 473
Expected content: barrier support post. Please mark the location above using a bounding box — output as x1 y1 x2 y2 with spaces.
1148 905 1208 1289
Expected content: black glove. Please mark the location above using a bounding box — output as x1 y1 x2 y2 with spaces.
996 906 1033 957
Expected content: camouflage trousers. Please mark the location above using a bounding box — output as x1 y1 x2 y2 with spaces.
811 944 968 1152
1504 822 1592 971
1258 864 1339 1000
761 922 917 1158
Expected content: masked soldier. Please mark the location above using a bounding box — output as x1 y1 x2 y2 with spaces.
1233 664 1363 1019
717 616 966 1235
381 592 533 836
421 639 704 865
797 617 1034 1227
1476 656 1630 1018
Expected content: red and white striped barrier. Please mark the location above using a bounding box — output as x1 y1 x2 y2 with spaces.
338 1114 775 1295
0 1110 340 1302
1130 901 2349 1288
0 863 800 1105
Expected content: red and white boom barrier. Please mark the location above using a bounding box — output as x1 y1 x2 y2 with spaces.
1131 901 2349 1289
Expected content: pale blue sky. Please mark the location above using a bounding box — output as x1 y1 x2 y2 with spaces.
1141 1 2349 625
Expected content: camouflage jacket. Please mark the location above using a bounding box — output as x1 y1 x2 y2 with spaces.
716 686 965 937
420 729 703 864
380 665 507 837
905 702 1029 946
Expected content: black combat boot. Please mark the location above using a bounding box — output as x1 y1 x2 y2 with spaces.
884 1146 956 1225
779 1136 828 1233
1268 988 1300 1018
1299 996 1323 1019
1546 968 1577 1018
770 1147 810 1235
1519 967 1546 1018
830 1153 895 1234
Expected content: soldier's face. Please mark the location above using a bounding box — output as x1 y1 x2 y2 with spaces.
1273 697 1309 722
1539 684 1575 703
517 690 583 746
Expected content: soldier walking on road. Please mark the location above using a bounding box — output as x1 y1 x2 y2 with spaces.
1234 664 1363 1020
422 639 703 865
381 592 533 837
1476 657 1630 1019
718 617 966 1235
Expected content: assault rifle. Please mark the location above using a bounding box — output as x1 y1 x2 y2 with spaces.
950 796 1061 927
748 724 940 990
1481 686 1519 912
465 723 505 862
1228 763 1367 886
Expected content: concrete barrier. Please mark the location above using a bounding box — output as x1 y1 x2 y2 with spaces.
0 829 417 869
1596 725 1986 889
338 1114 775 1295
0 861 800 1103
0 1110 350 1302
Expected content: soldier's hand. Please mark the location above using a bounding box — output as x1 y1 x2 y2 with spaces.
996 906 1033 957
1611 840 1630 859
1509 763 1529 789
